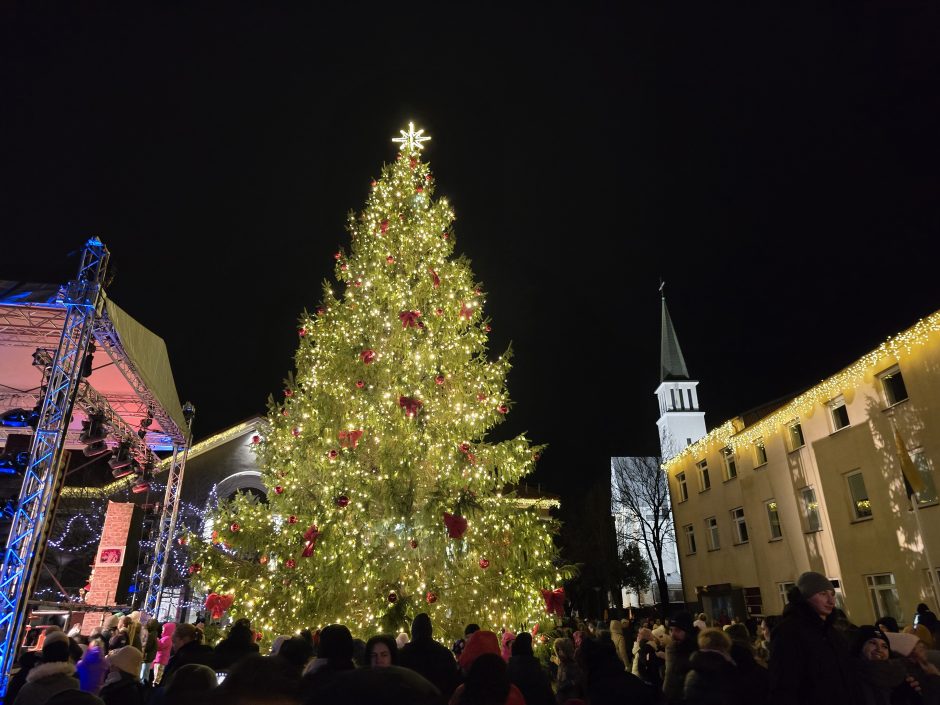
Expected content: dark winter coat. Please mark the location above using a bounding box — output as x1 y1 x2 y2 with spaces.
399 616 459 699
663 634 698 704
637 640 664 687
12 661 80 705
142 621 160 664
99 671 144 705
683 650 745 705
853 658 908 705
768 599 858 705
506 653 555 705
728 644 769 699
579 640 656 705
213 637 259 671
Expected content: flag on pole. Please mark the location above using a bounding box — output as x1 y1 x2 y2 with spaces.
893 423 925 498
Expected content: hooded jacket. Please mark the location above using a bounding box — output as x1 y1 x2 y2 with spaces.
683 650 746 705
153 622 176 666
398 613 459 699
77 644 109 694
12 661 80 705
768 598 859 705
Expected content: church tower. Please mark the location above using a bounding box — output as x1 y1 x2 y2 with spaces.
655 291 707 459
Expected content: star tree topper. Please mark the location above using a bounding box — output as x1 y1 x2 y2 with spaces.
392 121 431 152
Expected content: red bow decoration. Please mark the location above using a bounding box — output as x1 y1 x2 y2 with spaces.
360 349 376 364
540 588 566 616
380 219 389 234
205 593 234 620
338 430 363 448
429 269 441 288
302 524 320 558
399 396 424 418
459 442 476 465
443 512 468 539
399 310 422 329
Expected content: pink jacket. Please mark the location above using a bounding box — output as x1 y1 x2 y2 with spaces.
153 622 176 666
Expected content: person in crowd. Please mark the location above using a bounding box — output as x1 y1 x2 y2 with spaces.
399 613 459 699
13 632 80 705
161 663 218 705
663 611 698 704
365 634 399 667
451 652 525 705
609 619 630 670
278 637 315 675
577 636 655 705
768 571 858 704
888 631 940 702
754 616 777 667
693 614 707 631
77 638 109 695
98 646 144 705
724 622 768 696
140 618 159 683
552 636 584 704
915 603 939 633
851 625 921 704
215 653 302 705
634 627 664 689
7 651 43 705
396 631 410 650
213 618 260 671
452 623 480 659
301 623 356 698
500 631 515 662
107 617 132 651
101 616 120 649
878 616 900 634
505 632 554 705
683 628 746 705
152 622 175 686
270 635 290 656
161 623 214 685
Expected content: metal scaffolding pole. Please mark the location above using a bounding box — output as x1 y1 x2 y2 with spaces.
0 238 109 698
144 404 193 618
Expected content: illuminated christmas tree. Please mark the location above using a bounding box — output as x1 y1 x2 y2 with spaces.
190 124 567 640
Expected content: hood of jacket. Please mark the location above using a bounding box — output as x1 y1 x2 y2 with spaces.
161 622 176 638
689 649 734 676
26 660 76 683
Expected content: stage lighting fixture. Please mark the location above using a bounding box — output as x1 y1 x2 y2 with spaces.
80 342 96 378
112 464 136 479
79 412 108 445
131 480 150 494
108 442 133 471
0 452 28 475
0 409 31 428
83 440 110 457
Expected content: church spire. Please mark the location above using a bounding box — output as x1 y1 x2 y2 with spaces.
660 285 689 382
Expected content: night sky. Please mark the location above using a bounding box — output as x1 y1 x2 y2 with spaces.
2 4 938 508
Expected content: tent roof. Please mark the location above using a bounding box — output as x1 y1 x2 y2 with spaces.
0 281 187 450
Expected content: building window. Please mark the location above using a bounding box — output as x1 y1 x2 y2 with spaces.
731 507 749 544
766 500 783 540
912 450 939 505
846 470 873 520
721 447 737 480
778 581 796 609
676 472 688 502
800 486 822 532
787 420 805 451
753 438 768 466
705 516 720 550
879 366 909 406
697 460 711 492
683 524 696 554
867 573 902 623
829 395 850 431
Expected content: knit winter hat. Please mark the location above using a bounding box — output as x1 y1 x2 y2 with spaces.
797 571 833 599
851 625 889 657
43 630 71 649
886 631 919 657
108 646 143 676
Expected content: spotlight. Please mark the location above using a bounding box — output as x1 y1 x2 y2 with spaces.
112 464 136 479
108 441 133 471
83 440 109 458
131 480 150 494
0 409 31 428
182 402 195 424
81 342 96 379
79 412 107 445
0 452 28 475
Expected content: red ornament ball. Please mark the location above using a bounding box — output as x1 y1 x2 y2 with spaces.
485 324 492 332
281 409 289 416
334 252 342 261
251 435 261 445
288 515 298 524
259 555 269 564
460 443 471 452
328 449 338 459
292 428 301 437
354 279 362 287
356 380 365 389
435 375 445 385
388 591 398 603
274 486 284 495
285 558 297 569
380 219 389 234
410 539 419 549
188 563 202 574
479 558 490 570
497 405 509 414
255 631 263 642
409 157 418 169
298 327 307 337
434 307 444 316
230 522 240 533
317 307 326 315
425 174 432 182
284 389 293 397
178 536 187 546
335 495 350 508
370 179 377 187
442 232 450 239
426 591 438 604
533 453 541 461
386 255 395 264
340 263 348 271
415 186 424 193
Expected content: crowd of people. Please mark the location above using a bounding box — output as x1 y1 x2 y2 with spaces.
7 571 940 704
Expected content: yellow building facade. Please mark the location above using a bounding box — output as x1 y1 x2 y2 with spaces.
665 311 940 625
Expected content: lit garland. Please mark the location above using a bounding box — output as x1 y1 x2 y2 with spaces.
664 311 940 470
190 125 569 641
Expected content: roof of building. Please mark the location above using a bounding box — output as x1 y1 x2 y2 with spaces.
660 295 690 382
